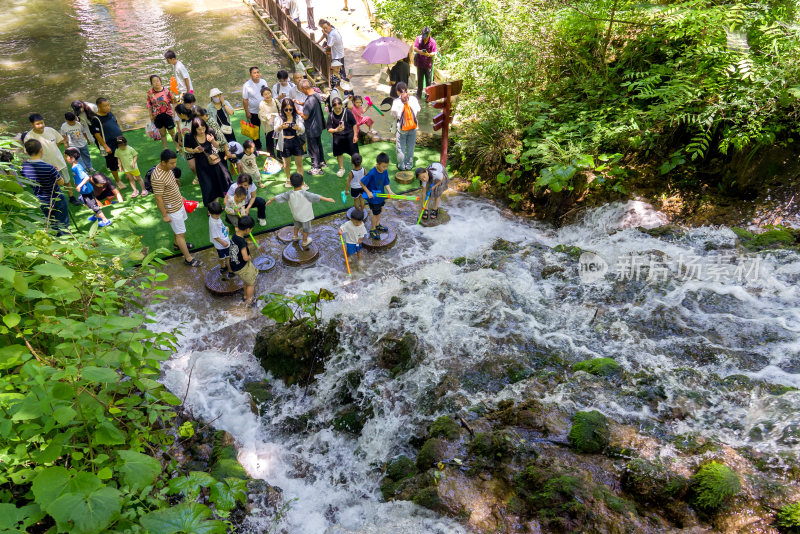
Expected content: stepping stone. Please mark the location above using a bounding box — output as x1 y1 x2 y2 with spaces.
253 255 276 272
362 225 397 251
277 226 297 243
420 208 450 227
395 171 415 184
282 241 319 266
204 265 243 296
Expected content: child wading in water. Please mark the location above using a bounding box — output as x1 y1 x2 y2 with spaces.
347 153 365 211
208 201 234 278
360 152 395 240
339 208 367 261
64 148 113 227
115 136 147 197
266 172 334 247
230 216 258 306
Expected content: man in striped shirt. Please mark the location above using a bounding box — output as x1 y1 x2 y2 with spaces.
151 149 200 267
21 139 70 234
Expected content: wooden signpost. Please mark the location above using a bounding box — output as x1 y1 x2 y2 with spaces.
426 80 462 166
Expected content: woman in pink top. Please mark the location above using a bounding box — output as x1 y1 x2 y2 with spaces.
350 95 376 134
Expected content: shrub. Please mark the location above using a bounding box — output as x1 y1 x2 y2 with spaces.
690 462 741 512
776 502 800 533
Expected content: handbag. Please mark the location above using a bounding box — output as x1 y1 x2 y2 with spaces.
146 122 162 141
220 124 233 135
240 120 260 140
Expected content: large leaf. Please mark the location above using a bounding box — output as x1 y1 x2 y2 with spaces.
209 479 248 512
139 503 227 534
81 366 119 383
94 421 126 446
260 294 293 323
32 263 73 278
168 471 216 497
117 450 161 491
47 484 121 534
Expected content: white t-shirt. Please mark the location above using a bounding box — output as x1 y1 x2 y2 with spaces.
174 60 193 93
288 0 300 18
340 220 367 245
209 216 231 249
294 60 306 73
227 182 257 204
242 78 270 114
391 96 421 130
349 167 365 190
26 128 66 171
428 162 446 181
289 86 307 104
272 81 296 102
60 121 87 148
327 28 344 60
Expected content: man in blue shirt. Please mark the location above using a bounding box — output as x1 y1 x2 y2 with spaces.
360 152 395 240
21 139 70 234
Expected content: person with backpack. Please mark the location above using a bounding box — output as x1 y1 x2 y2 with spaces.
390 82 420 171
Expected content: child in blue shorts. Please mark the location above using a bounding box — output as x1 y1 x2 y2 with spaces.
339 208 367 261
360 152 395 240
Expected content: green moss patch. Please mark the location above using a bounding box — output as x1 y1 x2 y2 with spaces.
572 357 622 377
567 411 610 454
429 416 461 440
690 461 741 512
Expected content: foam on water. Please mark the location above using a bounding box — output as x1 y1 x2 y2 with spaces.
154 196 800 531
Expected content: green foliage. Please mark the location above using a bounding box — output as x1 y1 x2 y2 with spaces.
260 288 335 326
468 431 513 459
572 357 622 377
0 135 231 531
416 438 448 470
386 455 417 481
567 410 611 453
411 487 442 510
690 461 741 512
776 502 800 532
428 415 461 440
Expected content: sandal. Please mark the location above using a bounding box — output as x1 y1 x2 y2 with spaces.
421 209 429 220
174 242 195 251
183 257 201 267
192 177 199 185
431 209 438 219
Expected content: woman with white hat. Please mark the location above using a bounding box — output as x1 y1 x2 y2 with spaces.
207 88 237 144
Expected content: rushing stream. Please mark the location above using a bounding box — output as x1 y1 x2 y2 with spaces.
150 196 799 532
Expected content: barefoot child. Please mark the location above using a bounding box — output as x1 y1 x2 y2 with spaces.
339 208 367 261
361 152 394 240
64 148 113 227
115 136 147 197
348 153 365 211
208 201 234 278
266 172 334 247
230 216 258 306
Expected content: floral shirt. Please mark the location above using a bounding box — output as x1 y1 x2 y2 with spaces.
147 88 174 117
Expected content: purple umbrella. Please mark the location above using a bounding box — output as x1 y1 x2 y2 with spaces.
361 36 410 65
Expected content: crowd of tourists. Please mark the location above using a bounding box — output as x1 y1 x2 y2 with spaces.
16 18 446 306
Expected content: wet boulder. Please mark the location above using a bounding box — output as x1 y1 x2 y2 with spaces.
253 319 339 386
377 332 421 377
567 410 610 453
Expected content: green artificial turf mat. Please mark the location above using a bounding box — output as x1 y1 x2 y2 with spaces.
68 109 438 255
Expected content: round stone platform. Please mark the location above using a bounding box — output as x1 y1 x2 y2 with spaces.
362 225 397 251
253 255 276 272
395 171 415 185
277 226 297 243
420 208 450 227
282 242 320 266
204 265 243 296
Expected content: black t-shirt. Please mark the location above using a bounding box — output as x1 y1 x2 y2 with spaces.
90 113 123 146
390 61 410 85
327 109 357 138
302 93 325 137
230 234 249 272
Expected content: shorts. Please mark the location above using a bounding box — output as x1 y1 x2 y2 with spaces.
167 206 188 235
215 247 230 259
153 112 176 130
332 135 359 157
350 187 364 198
280 136 305 158
123 168 140 177
235 260 258 286
58 167 71 183
293 220 312 233
368 200 384 215
345 243 362 255
104 151 119 172
81 193 101 214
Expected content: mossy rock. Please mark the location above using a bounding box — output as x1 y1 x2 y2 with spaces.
776 502 800 533
690 461 741 512
412 486 442 510
572 357 622 377
734 225 800 251
453 257 467 266
416 438 448 470
621 458 689 506
253 319 340 386
380 479 399 501
553 244 583 259
567 410 610 454
209 445 248 481
386 455 417 481
429 416 460 441
389 295 403 308
515 464 590 526
468 431 513 460
492 238 521 252
377 333 420 377
638 225 684 238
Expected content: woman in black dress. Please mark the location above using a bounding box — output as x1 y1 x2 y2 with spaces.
326 97 359 177
183 117 232 207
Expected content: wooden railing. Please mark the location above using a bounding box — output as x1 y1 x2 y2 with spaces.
257 0 331 82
